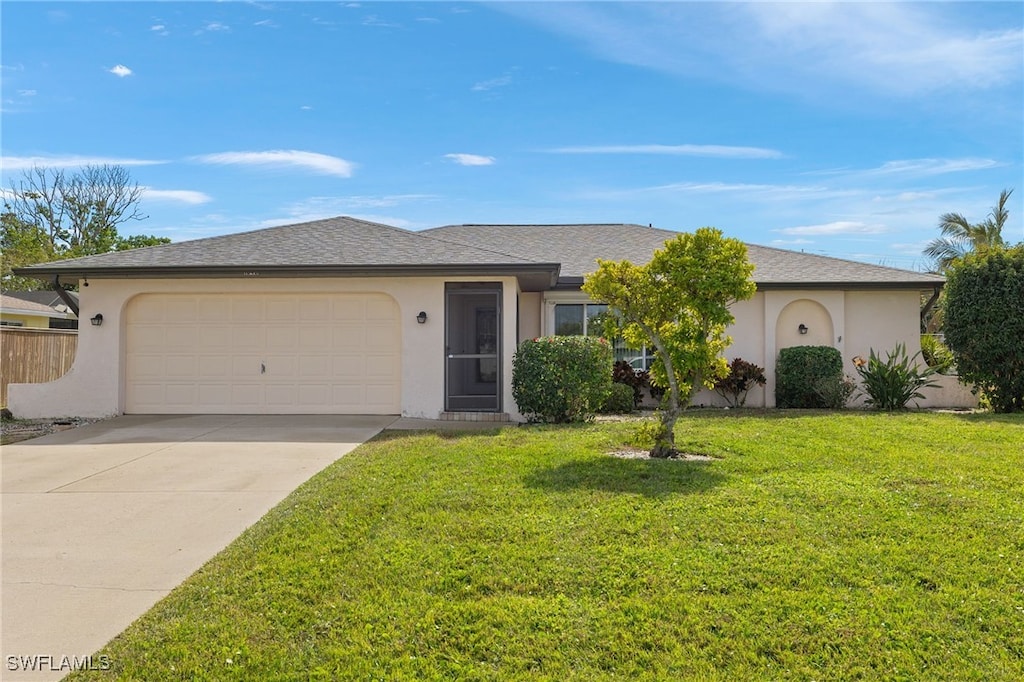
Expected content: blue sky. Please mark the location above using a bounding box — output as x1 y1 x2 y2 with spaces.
2 1 1022 270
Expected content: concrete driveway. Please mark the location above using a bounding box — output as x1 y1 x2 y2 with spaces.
1 414 393 681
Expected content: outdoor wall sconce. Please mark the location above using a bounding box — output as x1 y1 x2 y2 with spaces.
90 313 104 327
798 323 808 335
416 311 428 324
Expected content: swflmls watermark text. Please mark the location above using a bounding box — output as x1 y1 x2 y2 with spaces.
6 654 111 672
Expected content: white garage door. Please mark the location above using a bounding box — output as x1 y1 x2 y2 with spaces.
125 293 401 414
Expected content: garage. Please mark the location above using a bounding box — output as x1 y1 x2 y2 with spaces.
125 293 401 414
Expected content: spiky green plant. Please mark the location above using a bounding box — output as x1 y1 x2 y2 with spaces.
853 343 941 411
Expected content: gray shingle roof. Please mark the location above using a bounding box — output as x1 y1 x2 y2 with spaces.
422 223 945 288
14 216 943 289
20 217 544 269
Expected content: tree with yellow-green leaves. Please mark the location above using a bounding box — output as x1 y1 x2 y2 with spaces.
583 227 755 458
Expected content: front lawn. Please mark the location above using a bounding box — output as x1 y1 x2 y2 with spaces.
74 412 1023 680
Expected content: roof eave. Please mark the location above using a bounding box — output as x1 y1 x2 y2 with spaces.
12 262 562 290
754 280 944 290
555 276 944 290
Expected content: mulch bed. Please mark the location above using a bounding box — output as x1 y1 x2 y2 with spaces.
608 448 715 461
0 417 101 445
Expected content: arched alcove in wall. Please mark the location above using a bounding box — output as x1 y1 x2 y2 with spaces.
775 299 834 350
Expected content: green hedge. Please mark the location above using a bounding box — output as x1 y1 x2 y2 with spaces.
776 345 843 408
944 246 1024 412
512 336 613 423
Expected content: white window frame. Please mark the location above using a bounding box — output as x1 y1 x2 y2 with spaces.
542 292 654 369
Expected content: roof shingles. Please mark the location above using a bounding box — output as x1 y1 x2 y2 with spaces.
14 216 943 288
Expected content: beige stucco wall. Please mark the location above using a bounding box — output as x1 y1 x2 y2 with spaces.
518 292 542 342
535 286 973 410
9 276 524 420
28 279 964 420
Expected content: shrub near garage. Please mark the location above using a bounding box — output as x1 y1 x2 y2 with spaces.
512 336 613 423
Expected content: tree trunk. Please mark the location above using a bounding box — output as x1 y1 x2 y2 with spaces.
649 405 679 458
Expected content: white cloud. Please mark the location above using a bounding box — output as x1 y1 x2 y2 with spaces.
472 74 513 92
257 212 417 230
142 188 212 205
444 153 495 166
254 20 277 28
867 158 1002 176
1 155 164 170
195 150 356 177
776 221 887 236
495 3 1023 98
771 238 813 246
279 195 438 217
195 21 230 35
362 15 402 29
547 144 783 159
300 105 313 110
108 64 133 78
17 89 36 97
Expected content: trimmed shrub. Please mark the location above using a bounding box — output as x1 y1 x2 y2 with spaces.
512 336 613 423
944 246 1024 413
852 343 940 411
713 358 767 407
776 345 842 408
600 382 637 414
612 360 645 407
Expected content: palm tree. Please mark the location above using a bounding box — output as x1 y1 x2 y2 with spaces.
924 188 1013 272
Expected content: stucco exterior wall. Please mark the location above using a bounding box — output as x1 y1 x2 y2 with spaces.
531 286 974 411
9 276 522 420
517 292 542 342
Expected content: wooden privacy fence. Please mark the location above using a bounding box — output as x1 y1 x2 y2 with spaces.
0 328 78 408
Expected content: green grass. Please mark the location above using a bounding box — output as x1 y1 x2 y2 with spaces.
72 411 1024 681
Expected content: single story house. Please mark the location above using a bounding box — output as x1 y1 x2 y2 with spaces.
1 292 77 329
9 217 968 420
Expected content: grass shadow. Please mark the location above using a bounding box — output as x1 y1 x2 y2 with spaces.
949 411 1024 426
523 455 727 499
372 427 508 443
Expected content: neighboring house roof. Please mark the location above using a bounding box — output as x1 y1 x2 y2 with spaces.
12 216 944 291
2 290 79 314
422 223 945 289
0 293 71 319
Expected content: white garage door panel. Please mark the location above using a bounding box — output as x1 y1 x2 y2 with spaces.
125 293 401 414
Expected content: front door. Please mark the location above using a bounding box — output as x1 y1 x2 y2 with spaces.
445 283 501 412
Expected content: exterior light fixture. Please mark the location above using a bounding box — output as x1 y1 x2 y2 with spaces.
416 311 428 324
798 323 808 335
90 313 104 327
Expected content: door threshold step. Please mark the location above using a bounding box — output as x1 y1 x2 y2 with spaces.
439 412 511 422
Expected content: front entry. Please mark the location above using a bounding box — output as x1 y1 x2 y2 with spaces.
445 283 501 411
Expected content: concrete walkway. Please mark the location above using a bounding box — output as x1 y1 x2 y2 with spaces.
1 414 394 681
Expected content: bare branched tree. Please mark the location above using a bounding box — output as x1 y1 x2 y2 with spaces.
6 164 148 259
